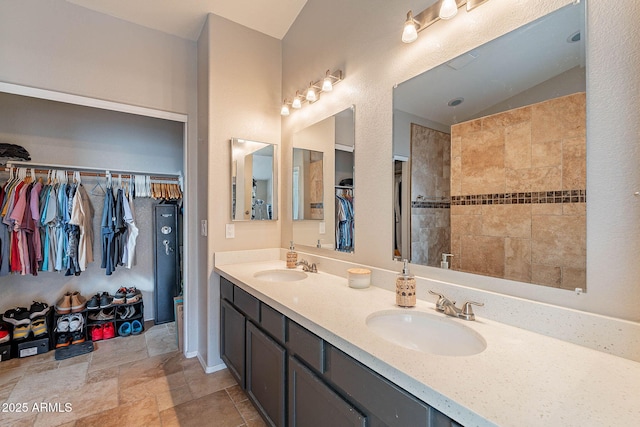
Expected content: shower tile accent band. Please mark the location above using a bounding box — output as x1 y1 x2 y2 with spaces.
411 201 451 209
451 189 586 206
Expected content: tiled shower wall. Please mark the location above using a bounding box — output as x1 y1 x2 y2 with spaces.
410 123 451 267
450 92 586 289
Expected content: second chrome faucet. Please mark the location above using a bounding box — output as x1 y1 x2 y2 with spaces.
429 290 484 321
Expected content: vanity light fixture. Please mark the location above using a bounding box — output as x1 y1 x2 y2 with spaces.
281 69 343 115
402 0 490 44
280 99 290 116
292 91 302 109
439 0 459 20
306 82 318 102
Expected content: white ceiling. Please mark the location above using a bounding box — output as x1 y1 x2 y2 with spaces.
65 0 308 41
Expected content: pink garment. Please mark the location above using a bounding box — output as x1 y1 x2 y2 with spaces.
10 184 28 274
30 181 43 263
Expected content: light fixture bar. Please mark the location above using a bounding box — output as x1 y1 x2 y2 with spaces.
404 0 490 42
282 69 343 115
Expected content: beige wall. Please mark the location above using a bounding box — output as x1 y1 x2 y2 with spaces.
410 124 451 267
201 13 282 368
450 93 586 289
282 0 640 321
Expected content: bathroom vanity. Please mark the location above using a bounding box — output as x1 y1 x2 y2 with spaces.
215 252 640 427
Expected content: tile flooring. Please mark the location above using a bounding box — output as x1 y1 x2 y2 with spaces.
0 322 265 427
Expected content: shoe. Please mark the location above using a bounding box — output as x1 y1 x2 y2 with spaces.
118 322 131 337
31 316 48 337
71 330 85 345
99 292 113 308
3 307 31 325
103 322 116 339
113 287 127 305
0 324 9 343
56 333 72 348
56 315 70 332
86 294 101 310
91 324 104 341
68 314 84 333
128 306 137 319
125 293 140 304
70 292 87 313
13 323 31 340
131 320 143 335
29 301 50 318
55 292 72 314
88 308 115 321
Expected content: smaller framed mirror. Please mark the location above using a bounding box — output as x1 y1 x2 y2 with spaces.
231 138 277 221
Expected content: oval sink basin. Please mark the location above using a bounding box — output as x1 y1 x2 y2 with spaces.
253 269 308 282
366 310 486 356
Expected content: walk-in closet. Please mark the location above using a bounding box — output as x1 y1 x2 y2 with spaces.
0 87 187 358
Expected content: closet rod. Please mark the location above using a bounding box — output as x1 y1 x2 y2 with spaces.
2 167 180 182
4 160 182 180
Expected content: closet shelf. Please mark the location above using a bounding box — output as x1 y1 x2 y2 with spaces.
4 160 182 181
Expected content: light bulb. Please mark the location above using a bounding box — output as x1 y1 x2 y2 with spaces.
322 77 333 92
280 102 290 116
292 96 302 109
402 12 418 43
439 0 458 20
306 85 317 102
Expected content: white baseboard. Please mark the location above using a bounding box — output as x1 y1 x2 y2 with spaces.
194 351 227 373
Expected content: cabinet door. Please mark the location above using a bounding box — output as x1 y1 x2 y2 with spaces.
221 299 245 387
246 322 286 427
289 356 366 427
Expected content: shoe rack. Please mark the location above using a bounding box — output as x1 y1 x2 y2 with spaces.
87 298 144 341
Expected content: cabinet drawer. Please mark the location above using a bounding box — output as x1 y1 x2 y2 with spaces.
260 303 285 343
234 287 260 321
325 345 430 427
289 356 366 427
287 320 324 373
220 277 234 302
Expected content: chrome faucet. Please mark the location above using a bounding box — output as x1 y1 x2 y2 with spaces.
296 259 318 273
429 290 484 321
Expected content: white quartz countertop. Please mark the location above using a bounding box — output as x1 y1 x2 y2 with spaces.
215 260 640 427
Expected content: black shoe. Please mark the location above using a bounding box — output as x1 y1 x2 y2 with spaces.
99 292 113 309
56 333 72 348
71 330 85 345
86 293 101 310
3 307 31 325
29 301 50 319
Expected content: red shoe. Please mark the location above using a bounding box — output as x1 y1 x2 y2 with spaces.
103 322 116 340
91 324 104 341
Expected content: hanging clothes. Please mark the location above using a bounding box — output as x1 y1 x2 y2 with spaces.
0 168 95 276
69 183 94 271
121 192 139 268
335 188 354 252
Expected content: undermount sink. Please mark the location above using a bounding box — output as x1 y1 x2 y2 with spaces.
366 310 487 356
253 269 308 282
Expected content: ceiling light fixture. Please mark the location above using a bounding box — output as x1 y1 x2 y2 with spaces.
282 70 343 116
402 0 490 44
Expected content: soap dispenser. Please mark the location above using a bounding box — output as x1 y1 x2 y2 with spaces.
396 259 416 307
286 241 298 269
440 253 453 269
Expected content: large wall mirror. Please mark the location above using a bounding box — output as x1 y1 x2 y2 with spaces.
293 106 355 252
392 2 586 290
231 138 277 221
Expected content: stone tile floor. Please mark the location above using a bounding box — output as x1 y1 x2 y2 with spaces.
0 322 265 427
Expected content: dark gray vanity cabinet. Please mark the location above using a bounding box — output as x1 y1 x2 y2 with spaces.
289 355 366 427
246 321 286 427
219 277 463 427
220 299 245 387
